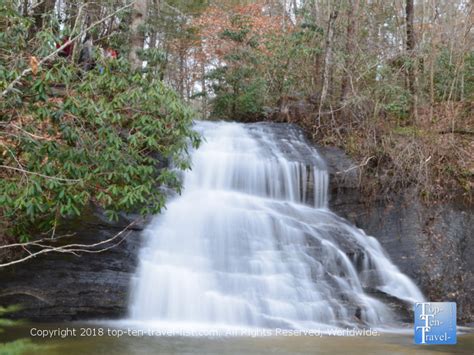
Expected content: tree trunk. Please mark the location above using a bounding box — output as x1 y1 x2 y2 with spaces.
129 0 148 71
201 60 207 117
84 1 103 40
22 0 29 16
340 0 360 102
406 0 415 55
406 0 417 121
178 50 185 97
66 1 79 29
319 7 339 112
30 0 56 36
292 0 298 20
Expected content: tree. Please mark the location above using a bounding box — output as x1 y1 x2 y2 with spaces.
340 0 360 102
0 1 200 243
129 0 148 70
405 0 416 120
192 4 287 120
1 0 473 246
319 2 339 114
30 0 56 37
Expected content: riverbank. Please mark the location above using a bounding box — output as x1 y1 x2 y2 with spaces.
1 322 473 355
320 142 474 324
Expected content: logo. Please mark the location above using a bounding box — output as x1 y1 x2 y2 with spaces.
414 302 456 345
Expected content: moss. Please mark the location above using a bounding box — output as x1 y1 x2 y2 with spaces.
392 126 419 136
0 339 39 355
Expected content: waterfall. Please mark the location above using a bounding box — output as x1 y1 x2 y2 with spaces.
128 121 424 330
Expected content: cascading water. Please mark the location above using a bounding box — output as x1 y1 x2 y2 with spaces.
128 121 424 330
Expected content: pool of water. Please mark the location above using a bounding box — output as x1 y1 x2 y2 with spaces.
1 323 473 354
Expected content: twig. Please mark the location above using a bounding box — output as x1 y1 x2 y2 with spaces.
438 129 474 136
5 123 55 141
162 1 187 18
30 0 45 12
0 233 76 250
335 156 375 175
0 220 137 269
0 141 26 175
0 165 81 182
1 1 136 98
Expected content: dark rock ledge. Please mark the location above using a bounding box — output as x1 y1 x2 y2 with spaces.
0 123 472 324
319 146 473 324
0 209 147 321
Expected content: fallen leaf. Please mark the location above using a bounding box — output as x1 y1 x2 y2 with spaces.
30 56 39 75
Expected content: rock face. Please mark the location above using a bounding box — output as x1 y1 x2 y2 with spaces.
319 146 474 324
0 210 146 321
249 123 473 324
0 123 472 324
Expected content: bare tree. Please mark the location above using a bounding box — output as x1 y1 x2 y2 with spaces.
0 221 138 269
129 0 148 71
319 2 339 117
406 0 417 120
340 0 360 102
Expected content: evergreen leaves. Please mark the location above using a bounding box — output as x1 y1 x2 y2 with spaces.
0 4 200 241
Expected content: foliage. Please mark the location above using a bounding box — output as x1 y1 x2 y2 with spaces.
193 5 288 120
434 49 474 101
0 339 39 355
207 25 267 121
262 24 324 103
167 0 472 201
0 3 200 241
0 305 40 355
1 0 473 246
209 66 266 120
375 64 411 120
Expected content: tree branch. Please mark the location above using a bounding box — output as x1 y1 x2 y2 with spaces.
162 1 187 18
0 165 82 182
0 220 137 269
335 156 375 175
438 130 474 136
1 1 136 98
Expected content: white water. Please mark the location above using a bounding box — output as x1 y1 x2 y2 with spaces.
128 121 424 330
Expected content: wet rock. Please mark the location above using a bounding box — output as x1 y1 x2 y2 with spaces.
364 288 413 324
0 208 143 321
318 146 474 324
0 122 471 325
264 122 473 324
